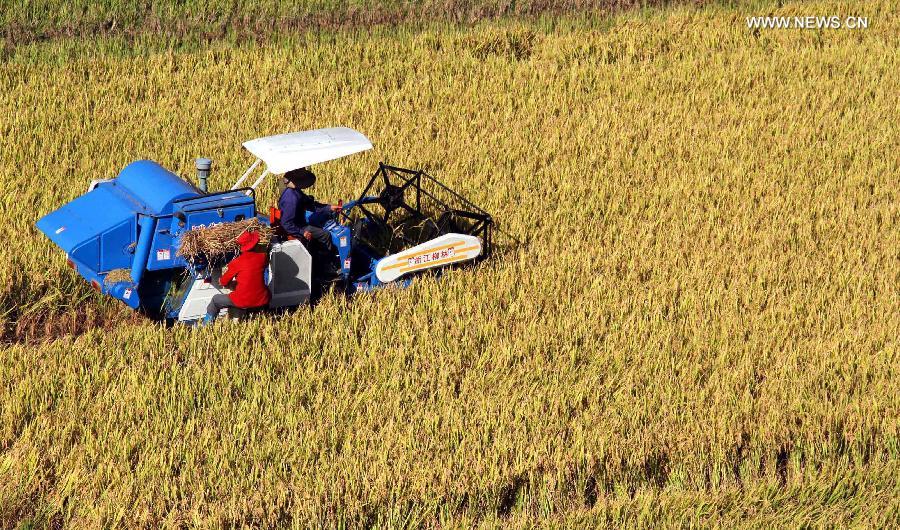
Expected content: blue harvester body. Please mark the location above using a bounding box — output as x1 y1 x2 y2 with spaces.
36 160 257 317
35 151 492 323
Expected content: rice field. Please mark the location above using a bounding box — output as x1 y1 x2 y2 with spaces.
1 0 898 526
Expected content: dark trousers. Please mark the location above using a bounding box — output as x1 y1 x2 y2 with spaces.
303 225 333 249
302 225 340 281
206 293 235 318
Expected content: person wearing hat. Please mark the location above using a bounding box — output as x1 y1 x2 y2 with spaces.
278 167 341 287
201 230 271 325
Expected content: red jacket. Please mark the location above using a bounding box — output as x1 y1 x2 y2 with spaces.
220 250 270 308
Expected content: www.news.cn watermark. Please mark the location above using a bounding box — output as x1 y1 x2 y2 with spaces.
746 16 869 30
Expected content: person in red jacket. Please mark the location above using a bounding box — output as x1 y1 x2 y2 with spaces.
201 230 270 325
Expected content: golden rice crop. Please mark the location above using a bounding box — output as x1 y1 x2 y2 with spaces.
0 0 898 527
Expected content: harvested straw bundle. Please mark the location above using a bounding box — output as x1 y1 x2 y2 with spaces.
177 218 273 262
103 268 132 285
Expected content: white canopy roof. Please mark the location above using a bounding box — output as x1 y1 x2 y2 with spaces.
242 127 373 174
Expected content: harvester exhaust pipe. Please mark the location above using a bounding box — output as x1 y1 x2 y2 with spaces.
195 158 212 192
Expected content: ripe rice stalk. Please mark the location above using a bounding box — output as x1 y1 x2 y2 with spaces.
103 268 132 285
177 218 273 262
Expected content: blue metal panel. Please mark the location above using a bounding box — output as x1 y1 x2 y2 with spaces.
68 256 104 289
35 183 137 267
175 190 255 214
100 219 136 271
174 192 256 230
71 238 101 276
324 221 353 275
181 205 255 232
116 160 199 215
147 223 177 271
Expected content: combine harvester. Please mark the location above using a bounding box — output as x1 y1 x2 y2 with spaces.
36 127 493 324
